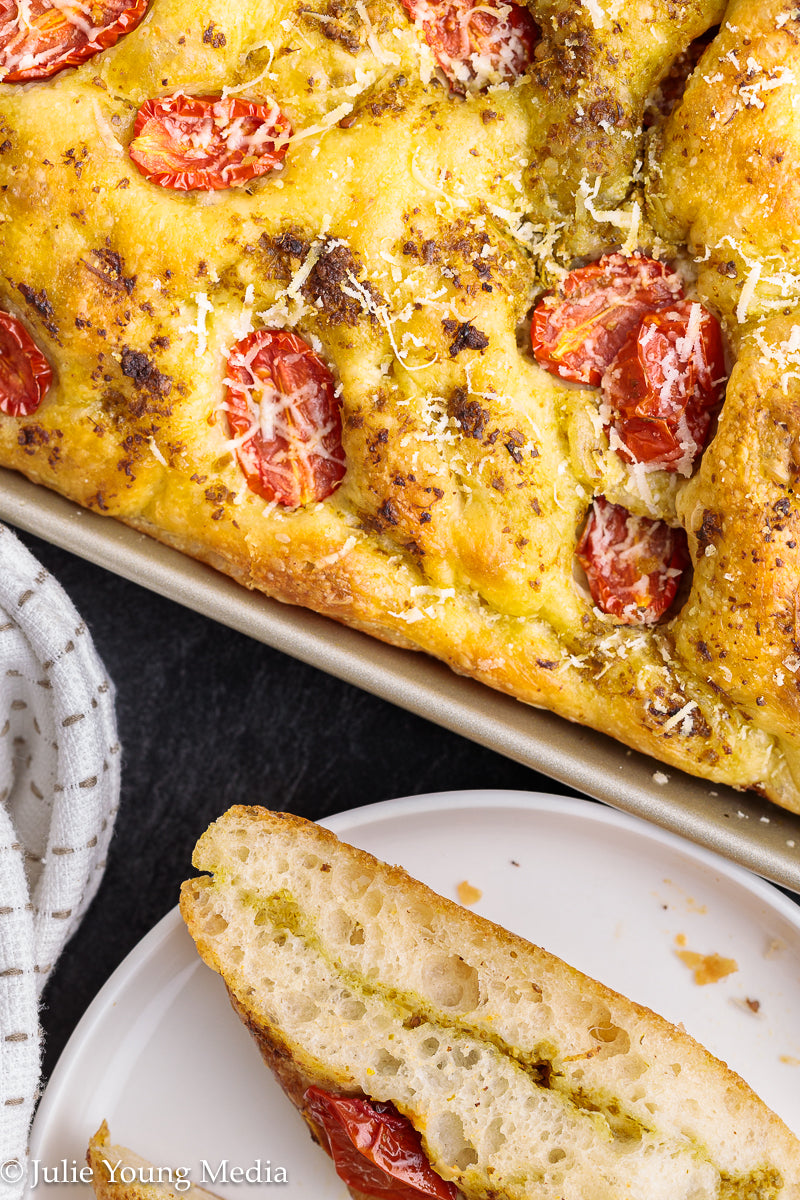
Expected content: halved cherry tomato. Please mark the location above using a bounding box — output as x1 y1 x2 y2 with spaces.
129 94 291 191
576 496 688 625
531 254 684 385
399 0 537 89
0 310 52 417
304 1087 458 1200
0 0 148 83
602 300 725 473
223 330 345 509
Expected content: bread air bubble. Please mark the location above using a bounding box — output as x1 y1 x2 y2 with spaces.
375 1048 402 1075
339 998 366 1020
431 1111 478 1171
589 1023 631 1057
286 992 319 1023
421 954 480 1009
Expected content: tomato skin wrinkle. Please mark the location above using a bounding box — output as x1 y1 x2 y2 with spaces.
129 94 292 191
304 1087 458 1200
602 300 726 472
399 0 537 89
0 310 52 417
0 0 149 83
531 253 684 385
576 496 689 626
223 330 345 509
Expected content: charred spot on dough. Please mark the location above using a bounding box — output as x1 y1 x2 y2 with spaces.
377 498 401 527
16 423 52 450
16 283 58 341
62 145 89 176
255 229 310 284
299 2 362 55
366 427 389 465
257 232 384 326
85 491 111 512
116 430 150 481
696 509 723 551
505 430 526 463
101 380 171 423
82 246 137 296
448 388 489 439
120 347 172 397
17 423 63 468
443 320 490 358
696 640 713 662
204 483 236 522
305 242 385 326
202 22 227 48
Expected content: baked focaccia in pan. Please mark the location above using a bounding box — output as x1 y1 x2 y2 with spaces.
1 0 800 811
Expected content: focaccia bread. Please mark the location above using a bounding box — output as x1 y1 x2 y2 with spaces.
2 0 800 810
87 1122 218 1200
180 806 800 1199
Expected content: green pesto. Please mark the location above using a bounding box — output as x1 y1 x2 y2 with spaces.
232 881 783 1196
719 1168 784 1200
244 888 651 1138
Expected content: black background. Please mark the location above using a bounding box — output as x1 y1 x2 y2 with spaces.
10 529 584 1082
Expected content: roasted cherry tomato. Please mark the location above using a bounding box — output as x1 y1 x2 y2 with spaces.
602 299 725 473
576 496 688 625
399 0 537 89
223 330 345 508
531 254 684 385
0 0 148 83
304 1087 458 1200
0 310 52 417
129 94 291 191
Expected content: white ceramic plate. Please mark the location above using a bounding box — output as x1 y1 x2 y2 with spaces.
29 791 800 1196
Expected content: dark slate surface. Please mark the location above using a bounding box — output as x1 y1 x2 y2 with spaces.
11 530 582 1083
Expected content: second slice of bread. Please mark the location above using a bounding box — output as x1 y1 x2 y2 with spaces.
180 807 800 1200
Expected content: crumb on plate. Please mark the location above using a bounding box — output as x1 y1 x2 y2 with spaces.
457 880 482 906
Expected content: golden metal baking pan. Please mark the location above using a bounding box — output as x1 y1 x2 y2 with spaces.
2 465 799 892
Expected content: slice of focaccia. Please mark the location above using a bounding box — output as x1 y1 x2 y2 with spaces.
87 1122 219 1200
180 807 800 1200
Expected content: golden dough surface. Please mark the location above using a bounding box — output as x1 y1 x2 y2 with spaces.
1 0 800 811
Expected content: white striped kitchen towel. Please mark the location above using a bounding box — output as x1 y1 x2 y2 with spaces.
0 524 120 1198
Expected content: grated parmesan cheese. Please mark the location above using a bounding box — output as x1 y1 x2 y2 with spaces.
317 535 358 566
91 101 124 157
577 175 642 256
273 102 355 152
181 292 215 357
662 699 698 734
148 438 168 467
221 41 276 99
736 259 762 324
